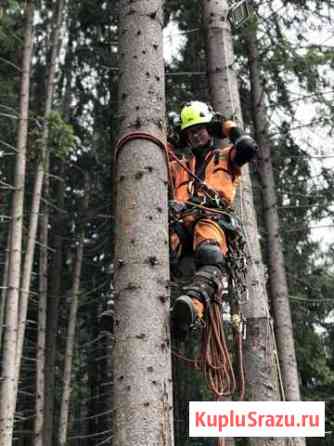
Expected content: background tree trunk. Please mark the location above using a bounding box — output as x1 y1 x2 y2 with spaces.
0 230 11 348
7 6 66 443
0 3 34 444
202 2 284 446
245 21 305 446
44 46 72 445
58 173 89 446
112 1 174 445
34 161 50 446
15 0 65 380
2 1 65 443
44 160 65 446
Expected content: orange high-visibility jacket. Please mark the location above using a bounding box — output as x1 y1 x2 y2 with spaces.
169 145 241 206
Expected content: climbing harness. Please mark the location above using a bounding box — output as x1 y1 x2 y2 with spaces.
169 151 249 402
170 199 250 304
168 149 231 208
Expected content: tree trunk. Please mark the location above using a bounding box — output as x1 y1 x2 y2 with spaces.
112 1 174 445
44 34 73 445
13 5 65 438
87 301 100 439
34 159 50 446
0 3 34 444
44 160 65 446
58 173 89 446
0 230 11 348
244 21 305 446
202 2 284 446
1 1 65 444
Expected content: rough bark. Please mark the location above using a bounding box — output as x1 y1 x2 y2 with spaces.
87 301 100 438
0 230 11 348
13 4 65 433
1 2 65 444
112 1 174 446
0 3 34 444
202 2 284 446
245 22 305 446
34 159 49 446
58 174 89 446
44 161 65 446
44 40 72 445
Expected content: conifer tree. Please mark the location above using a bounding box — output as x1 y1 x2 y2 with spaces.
0 3 34 444
202 2 284 446
112 1 174 445
244 17 306 446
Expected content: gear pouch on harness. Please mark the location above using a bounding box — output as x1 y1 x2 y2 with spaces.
215 211 242 238
215 211 249 305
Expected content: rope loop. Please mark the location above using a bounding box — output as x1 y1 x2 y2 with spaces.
114 131 168 161
114 131 174 195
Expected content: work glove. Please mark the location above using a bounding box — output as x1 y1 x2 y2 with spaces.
234 135 258 166
235 135 258 152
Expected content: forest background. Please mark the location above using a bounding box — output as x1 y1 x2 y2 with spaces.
0 0 334 445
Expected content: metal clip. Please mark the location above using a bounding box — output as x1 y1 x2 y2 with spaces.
188 180 195 196
214 194 220 208
232 313 241 332
241 315 247 340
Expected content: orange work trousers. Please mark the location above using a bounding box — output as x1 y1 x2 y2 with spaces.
170 216 228 260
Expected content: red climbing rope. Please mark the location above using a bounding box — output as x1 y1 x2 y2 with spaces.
172 291 245 401
114 131 175 196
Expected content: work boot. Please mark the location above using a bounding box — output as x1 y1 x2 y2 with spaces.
171 265 223 340
171 295 205 340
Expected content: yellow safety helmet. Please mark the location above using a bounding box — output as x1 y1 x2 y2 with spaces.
180 101 214 131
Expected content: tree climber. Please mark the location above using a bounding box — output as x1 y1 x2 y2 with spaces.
168 101 257 339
